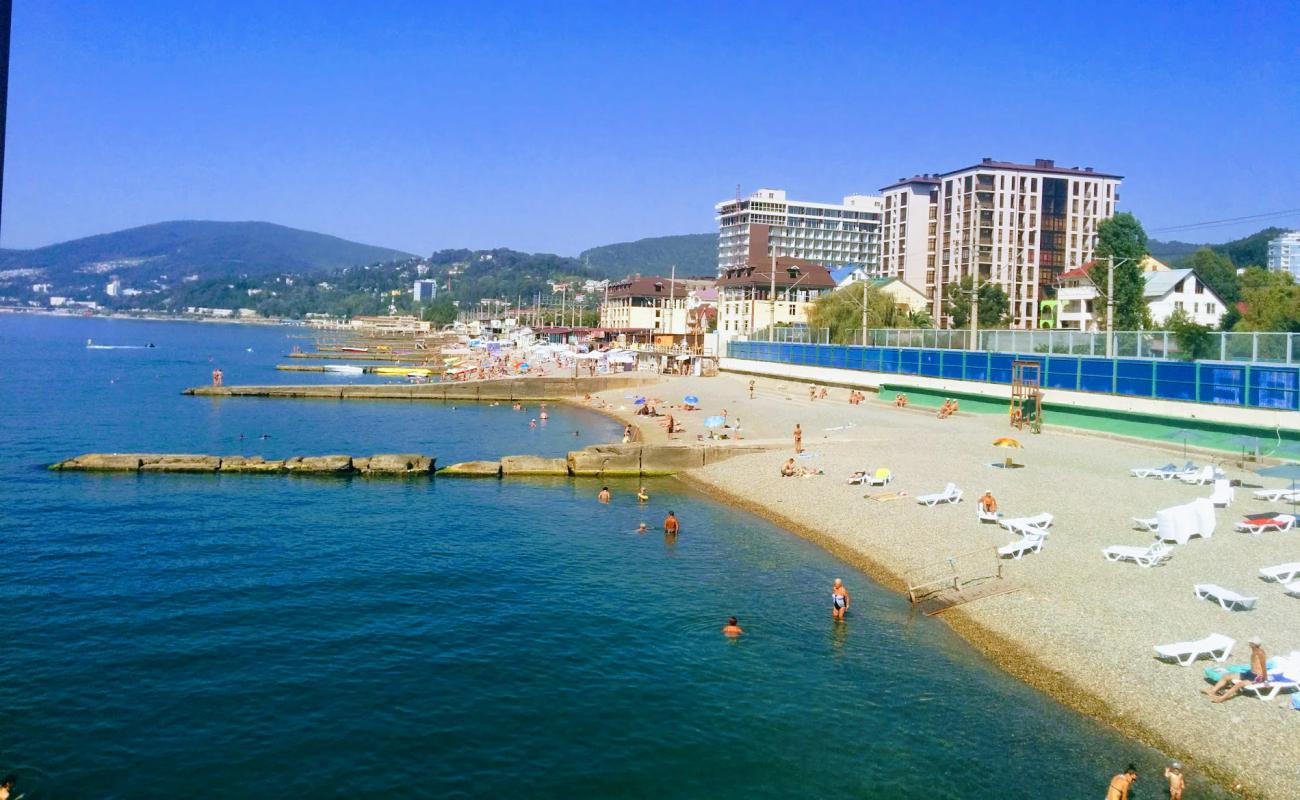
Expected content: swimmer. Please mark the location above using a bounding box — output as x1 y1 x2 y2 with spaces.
529 419 537 428
831 578 851 621
722 616 744 636
574 430 581 437
0 774 16 800
637 486 649 503
636 522 648 534
663 510 679 535
598 486 611 504
258 434 271 440
539 403 548 420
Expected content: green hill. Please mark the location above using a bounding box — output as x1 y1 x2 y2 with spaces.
579 233 717 278
1150 226 1286 268
0 220 415 290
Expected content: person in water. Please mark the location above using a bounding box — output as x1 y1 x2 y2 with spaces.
722 616 744 636
636 522 648 534
529 419 538 429
597 487 611 504
1106 765 1138 800
539 403 548 420
0 774 15 800
637 486 649 503
663 510 679 536
831 578 851 621
1164 761 1184 800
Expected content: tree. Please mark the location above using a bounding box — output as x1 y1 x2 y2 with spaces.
1233 267 1300 332
807 282 928 343
944 276 1009 329
1092 212 1150 330
1187 247 1240 306
421 295 458 326
1164 309 1216 361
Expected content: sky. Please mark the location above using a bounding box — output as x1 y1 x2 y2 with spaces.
5 0 1299 256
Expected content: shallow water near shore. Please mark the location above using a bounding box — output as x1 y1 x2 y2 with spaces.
1 316 1235 797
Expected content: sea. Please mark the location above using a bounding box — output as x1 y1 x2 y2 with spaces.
0 315 1232 798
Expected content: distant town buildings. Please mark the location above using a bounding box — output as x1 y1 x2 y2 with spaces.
1053 258 1224 330
105 278 122 297
598 275 712 336
879 158 1122 328
413 279 439 303
1267 230 1300 279
716 258 837 338
715 188 883 275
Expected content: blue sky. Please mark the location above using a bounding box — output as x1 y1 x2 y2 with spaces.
6 1 1298 255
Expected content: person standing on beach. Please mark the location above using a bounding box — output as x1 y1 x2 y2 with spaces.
663 510 679 536
748 379 755 399
1106 765 1138 800
808 385 816 401
793 424 802 453
1164 762 1184 799
831 579 851 621
598 487 611 504
722 616 743 636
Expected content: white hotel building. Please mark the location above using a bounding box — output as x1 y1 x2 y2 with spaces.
879 158 1123 328
715 189 883 274
1267 230 1300 279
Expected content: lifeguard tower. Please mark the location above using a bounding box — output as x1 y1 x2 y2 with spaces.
1010 360 1043 433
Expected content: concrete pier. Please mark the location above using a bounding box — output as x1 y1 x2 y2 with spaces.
185 375 661 402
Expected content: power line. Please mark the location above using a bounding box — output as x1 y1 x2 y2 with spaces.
1147 208 1300 235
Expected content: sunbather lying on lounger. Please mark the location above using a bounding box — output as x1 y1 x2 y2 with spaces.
1203 637 1268 703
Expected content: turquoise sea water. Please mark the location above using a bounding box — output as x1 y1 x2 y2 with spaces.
1 316 1231 798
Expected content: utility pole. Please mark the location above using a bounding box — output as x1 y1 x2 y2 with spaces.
1106 255 1116 358
970 278 980 351
668 264 676 340
859 278 869 346
768 249 777 341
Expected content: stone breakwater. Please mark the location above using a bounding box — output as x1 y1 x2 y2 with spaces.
51 443 774 479
184 375 660 402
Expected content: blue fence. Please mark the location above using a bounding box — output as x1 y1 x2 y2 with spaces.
727 341 1300 412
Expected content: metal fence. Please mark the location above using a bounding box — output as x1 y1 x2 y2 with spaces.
727 340 1300 412
844 329 1299 365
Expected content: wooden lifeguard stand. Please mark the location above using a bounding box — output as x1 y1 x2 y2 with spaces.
1010 360 1043 433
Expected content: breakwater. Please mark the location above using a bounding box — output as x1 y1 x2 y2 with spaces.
51 442 772 478
185 375 660 401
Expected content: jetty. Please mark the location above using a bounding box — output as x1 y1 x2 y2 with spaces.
185 375 661 401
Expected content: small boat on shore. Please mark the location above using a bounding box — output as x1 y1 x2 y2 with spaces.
340 346 370 353
372 366 433 377
322 364 365 375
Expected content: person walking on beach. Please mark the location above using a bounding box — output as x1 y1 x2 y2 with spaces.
748 379 755 399
1203 636 1267 702
598 487 611 504
793 424 802 453
808 385 816 401
722 616 743 636
831 578 851 621
1164 762 1184 800
1106 765 1138 800
663 510 679 536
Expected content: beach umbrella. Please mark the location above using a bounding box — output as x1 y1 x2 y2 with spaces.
634 397 647 406
1256 462 1300 513
703 415 725 428
1163 428 1201 461
684 394 700 405
1224 434 1266 464
992 437 1022 469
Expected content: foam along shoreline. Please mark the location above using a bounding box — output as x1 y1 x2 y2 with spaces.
582 371 1298 800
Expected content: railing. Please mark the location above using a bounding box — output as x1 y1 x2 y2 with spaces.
840 329 1299 365
726 340 1300 412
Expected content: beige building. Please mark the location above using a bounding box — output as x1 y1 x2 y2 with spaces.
880 158 1123 328
866 276 929 316
599 276 712 335
716 255 837 338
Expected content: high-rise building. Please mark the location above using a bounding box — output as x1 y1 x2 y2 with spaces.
413 279 439 303
879 158 1122 328
1267 230 1300 279
715 188 882 275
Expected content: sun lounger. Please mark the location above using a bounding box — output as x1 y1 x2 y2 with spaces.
865 468 892 487
1103 541 1173 568
1131 462 1196 480
1204 654 1300 700
1207 479 1235 507
999 512 1052 537
1261 562 1300 584
1153 633 1235 665
998 533 1045 560
1193 583 1258 611
846 470 870 485
1285 582 1300 598
1132 516 1158 531
977 508 1001 523
1236 514 1296 535
916 483 962 506
1181 465 1223 486
1252 487 1300 503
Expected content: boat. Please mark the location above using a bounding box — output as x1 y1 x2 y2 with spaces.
322 364 365 375
340 346 369 353
372 366 433 377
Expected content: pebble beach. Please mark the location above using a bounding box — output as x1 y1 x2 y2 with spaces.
588 371 1300 799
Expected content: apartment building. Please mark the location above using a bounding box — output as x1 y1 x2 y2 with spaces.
413 279 439 302
716 257 836 338
598 276 712 335
715 188 883 275
1267 230 1300 279
879 158 1122 328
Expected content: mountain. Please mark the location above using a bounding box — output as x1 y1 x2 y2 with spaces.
579 233 717 278
0 220 415 290
1150 226 1286 269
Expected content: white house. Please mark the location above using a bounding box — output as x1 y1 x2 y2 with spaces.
1144 269 1225 327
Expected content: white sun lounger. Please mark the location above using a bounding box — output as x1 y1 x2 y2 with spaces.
1131 462 1196 480
1132 516 1159 531
1260 562 1300 584
1000 512 1052 537
917 483 962 506
998 533 1045 560
1286 582 1300 598
1182 465 1224 486
977 507 1001 523
1193 583 1258 611
1153 633 1235 666
1252 487 1300 503
1235 514 1296 535
865 468 893 487
1104 541 1174 568
1207 479 1235 508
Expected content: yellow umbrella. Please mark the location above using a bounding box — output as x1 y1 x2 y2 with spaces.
993 437 1022 468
